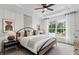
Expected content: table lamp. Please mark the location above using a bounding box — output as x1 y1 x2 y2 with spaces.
5 31 16 41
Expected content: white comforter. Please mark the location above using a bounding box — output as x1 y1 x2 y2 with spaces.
18 35 56 54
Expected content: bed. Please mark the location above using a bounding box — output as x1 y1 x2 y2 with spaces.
16 27 57 55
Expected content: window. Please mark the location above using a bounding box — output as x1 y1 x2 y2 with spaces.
49 21 56 33
57 21 66 37
48 20 66 37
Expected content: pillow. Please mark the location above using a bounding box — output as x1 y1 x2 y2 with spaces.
29 29 33 36
33 30 36 35
27 30 30 36
16 30 27 37
16 32 21 37
24 30 27 37
26 29 33 36
20 31 24 37
17 29 34 37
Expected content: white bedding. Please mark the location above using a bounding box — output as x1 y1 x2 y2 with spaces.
18 35 56 54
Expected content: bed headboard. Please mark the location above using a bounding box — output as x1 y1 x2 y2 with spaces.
16 27 36 39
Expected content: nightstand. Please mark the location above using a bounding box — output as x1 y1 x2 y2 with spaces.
1 40 20 55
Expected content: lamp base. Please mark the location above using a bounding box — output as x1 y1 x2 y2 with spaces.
7 36 15 41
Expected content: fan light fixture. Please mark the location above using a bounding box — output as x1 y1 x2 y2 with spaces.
35 4 55 13
43 8 47 11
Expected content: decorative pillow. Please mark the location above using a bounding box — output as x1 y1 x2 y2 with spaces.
29 29 33 36
16 32 21 37
20 31 24 37
27 30 30 36
17 29 34 37
24 30 27 37
26 29 33 36
33 30 36 35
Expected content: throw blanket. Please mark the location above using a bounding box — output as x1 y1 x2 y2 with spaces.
27 35 48 49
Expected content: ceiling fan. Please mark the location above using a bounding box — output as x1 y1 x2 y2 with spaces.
35 4 55 13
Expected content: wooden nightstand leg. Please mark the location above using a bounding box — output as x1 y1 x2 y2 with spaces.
1 45 5 55
1 40 5 55
18 45 20 51
3 50 5 55
2 48 5 55
16 45 19 51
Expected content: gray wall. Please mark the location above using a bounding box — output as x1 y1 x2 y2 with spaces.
24 15 32 27
0 8 24 51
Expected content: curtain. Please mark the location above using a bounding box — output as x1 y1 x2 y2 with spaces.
74 12 79 44
66 12 76 44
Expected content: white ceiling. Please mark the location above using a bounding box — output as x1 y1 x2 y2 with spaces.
0 4 79 18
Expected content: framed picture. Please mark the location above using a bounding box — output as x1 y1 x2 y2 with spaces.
3 19 14 32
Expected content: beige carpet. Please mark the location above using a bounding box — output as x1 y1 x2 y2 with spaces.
0 42 74 55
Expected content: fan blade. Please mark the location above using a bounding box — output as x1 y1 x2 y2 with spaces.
42 10 45 13
35 8 43 10
47 4 55 7
48 8 54 11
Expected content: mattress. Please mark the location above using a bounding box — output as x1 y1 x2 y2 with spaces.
18 35 56 54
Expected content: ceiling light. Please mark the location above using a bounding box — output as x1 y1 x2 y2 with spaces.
43 8 47 11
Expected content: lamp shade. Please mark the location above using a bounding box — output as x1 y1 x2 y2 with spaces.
6 31 16 36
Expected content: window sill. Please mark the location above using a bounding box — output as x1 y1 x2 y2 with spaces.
56 36 66 39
